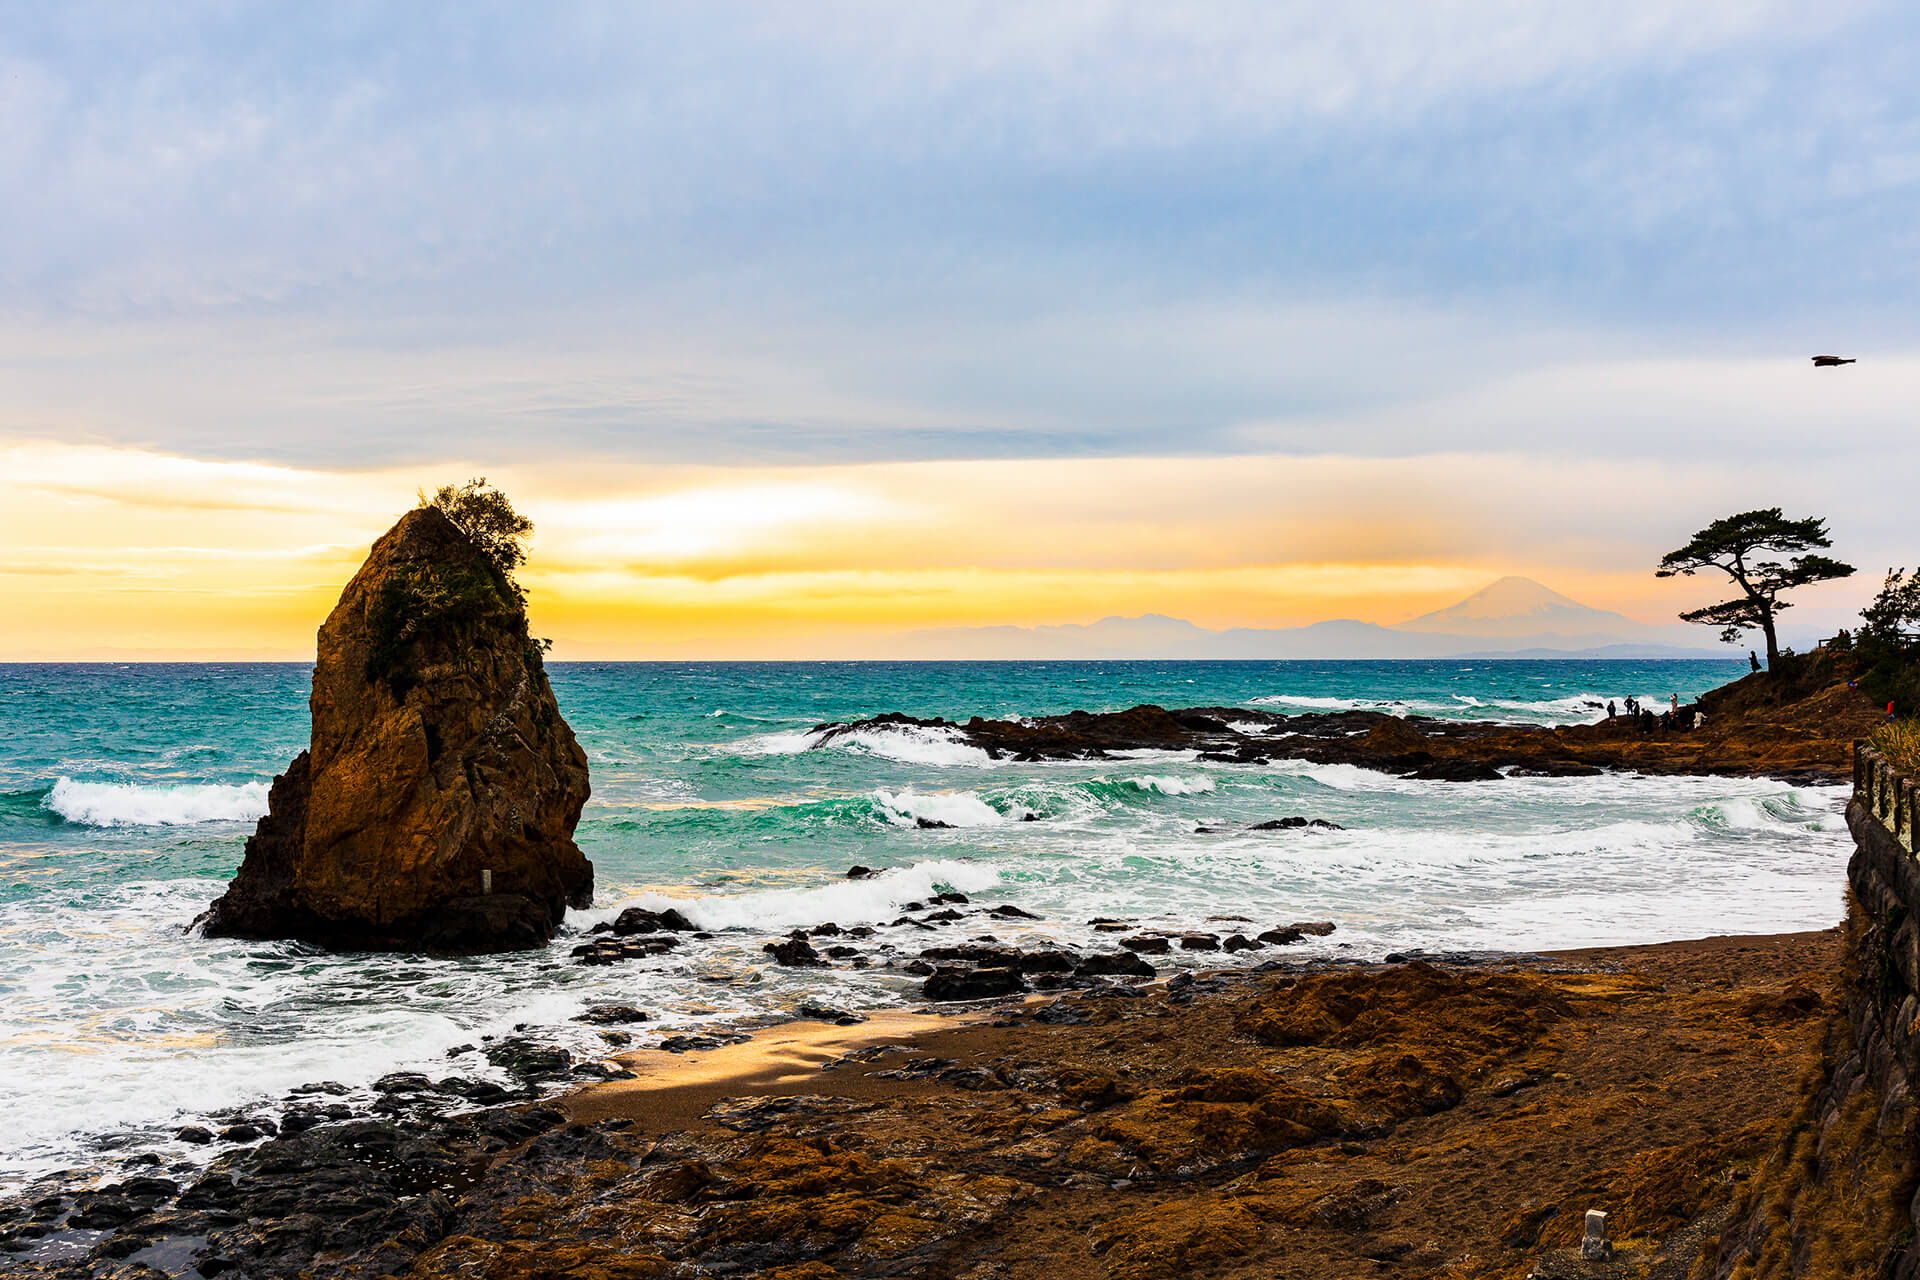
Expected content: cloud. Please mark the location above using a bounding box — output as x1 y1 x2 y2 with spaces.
1 5 1915 656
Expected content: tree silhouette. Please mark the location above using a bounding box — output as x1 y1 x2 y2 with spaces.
1656 508 1854 669
420 478 534 585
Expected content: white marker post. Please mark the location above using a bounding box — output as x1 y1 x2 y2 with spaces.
1581 1209 1611 1261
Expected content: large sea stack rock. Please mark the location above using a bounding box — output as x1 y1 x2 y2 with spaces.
199 507 593 953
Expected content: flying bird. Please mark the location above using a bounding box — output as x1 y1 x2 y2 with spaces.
1811 355 1856 367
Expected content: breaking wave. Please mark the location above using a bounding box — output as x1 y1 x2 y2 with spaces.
43 778 270 828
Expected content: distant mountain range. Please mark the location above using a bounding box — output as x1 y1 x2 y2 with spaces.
899 577 1742 660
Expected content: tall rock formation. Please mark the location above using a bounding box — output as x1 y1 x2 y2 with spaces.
199 506 593 953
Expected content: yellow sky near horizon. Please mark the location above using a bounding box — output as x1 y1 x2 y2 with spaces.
0 440 1860 660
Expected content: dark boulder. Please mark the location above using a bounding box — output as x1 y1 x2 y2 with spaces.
764 938 826 967
1076 952 1157 979
922 966 1025 1002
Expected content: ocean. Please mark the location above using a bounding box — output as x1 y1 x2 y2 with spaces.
0 657 1850 1190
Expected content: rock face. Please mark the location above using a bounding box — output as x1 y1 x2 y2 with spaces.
199 507 592 953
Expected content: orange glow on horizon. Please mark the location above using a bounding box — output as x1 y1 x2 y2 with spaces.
0 441 1860 660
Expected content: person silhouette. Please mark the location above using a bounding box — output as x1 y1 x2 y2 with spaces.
1750 651 1761 673
1607 700 1616 720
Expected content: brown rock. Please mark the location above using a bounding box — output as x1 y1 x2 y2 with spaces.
197 507 592 953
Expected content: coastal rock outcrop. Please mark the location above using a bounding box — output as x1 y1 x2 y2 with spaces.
805 656 1880 783
197 507 592 953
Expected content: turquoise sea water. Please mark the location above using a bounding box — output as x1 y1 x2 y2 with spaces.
0 658 1851 1187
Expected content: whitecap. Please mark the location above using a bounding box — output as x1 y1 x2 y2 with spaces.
1119 775 1215 796
44 778 270 827
872 789 1005 828
823 725 992 767
733 729 821 756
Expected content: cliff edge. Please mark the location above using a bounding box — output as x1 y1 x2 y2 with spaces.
1714 747 1920 1278
198 506 593 953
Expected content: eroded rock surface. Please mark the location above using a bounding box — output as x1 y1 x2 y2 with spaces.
0 935 1840 1280
807 661 1879 784
197 507 592 953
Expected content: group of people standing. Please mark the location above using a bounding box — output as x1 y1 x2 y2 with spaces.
1605 693 1695 731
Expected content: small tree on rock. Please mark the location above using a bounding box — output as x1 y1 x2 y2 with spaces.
1862 569 1920 654
421 478 534 584
1656 508 1854 670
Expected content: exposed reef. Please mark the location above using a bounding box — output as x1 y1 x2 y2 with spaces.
810 663 1879 783
197 507 593 954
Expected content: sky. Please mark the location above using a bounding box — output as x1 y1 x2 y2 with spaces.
3 1 1916 658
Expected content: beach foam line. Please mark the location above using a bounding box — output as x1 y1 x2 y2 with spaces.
588 858 1005 932
43 777 270 827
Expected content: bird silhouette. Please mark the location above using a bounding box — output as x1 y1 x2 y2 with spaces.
1812 355 1856 367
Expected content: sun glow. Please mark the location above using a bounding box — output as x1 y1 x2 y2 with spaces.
0 440 1812 659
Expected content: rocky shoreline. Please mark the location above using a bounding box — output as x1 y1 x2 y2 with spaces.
0 931 1841 1280
809 664 1881 784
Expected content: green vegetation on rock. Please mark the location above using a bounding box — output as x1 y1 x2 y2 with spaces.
365 559 520 694
422 477 534 589
1869 720 1920 776
1844 568 1920 715
364 481 551 694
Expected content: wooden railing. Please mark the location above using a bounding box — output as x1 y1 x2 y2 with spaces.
1855 743 1917 852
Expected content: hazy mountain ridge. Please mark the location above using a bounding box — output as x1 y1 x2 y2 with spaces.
900 577 1744 660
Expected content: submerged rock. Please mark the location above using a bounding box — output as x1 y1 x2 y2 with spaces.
196 507 592 953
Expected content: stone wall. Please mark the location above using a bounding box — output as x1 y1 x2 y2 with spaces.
1716 745 1920 1278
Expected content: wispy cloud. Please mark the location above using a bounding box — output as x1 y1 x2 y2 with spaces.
0 5 1912 655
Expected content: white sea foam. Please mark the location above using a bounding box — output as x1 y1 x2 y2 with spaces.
1248 691 1614 724
732 722 991 765
44 777 270 827
825 725 992 766
595 859 1005 931
1119 774 1215 796
735 729 822 756
1247 693 1370 711
872 789 1005 828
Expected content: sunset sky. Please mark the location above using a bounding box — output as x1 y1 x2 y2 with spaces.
4 2 1916 659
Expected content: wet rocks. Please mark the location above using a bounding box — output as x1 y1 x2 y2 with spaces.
602 906 696 935
483 1038 573 1084
923 965 1026 1001
1250 817 1345 830
805 676 1879 786
572 1004 651 1025
764 937 827 967
571 933 680 966
1120 936 1172 955
1075 952 1158 979
1406 759 1505 782
1258 920 1338 946
796 1000 867 1025
658 1031 752 1054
